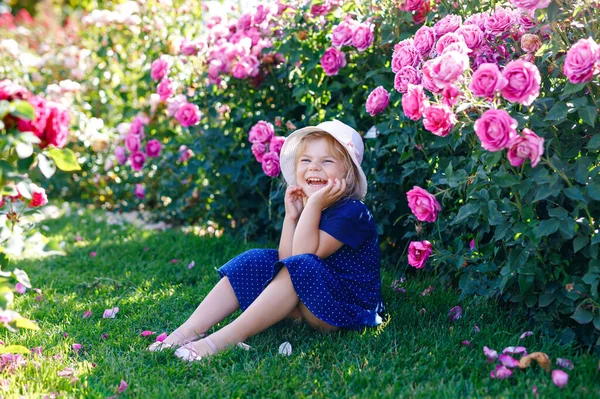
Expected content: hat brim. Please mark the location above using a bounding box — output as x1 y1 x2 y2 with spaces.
279 126 368 200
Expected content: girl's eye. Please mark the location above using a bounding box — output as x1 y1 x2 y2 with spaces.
300 159 310 163
324 160 334 163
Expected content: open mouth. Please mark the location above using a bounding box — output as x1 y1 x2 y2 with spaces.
306 177 328 187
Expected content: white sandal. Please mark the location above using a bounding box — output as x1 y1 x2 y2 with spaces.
147 330 205 352
174 337 252 362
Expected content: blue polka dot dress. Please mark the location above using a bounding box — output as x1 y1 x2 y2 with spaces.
217 198 385 330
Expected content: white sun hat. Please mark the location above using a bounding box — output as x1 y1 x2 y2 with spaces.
279 119 368 199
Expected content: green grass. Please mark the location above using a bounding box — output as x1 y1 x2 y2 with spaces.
2 208 599 398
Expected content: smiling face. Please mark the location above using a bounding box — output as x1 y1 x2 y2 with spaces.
295 136 348 197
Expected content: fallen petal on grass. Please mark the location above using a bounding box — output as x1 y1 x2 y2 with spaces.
483 346 498 363
156 332 167 342
499 354 519 368
187 261 195 269
72 344 82 353
30 347 42 356
103 307 119 319
556 358 574 370
57 367 74 377
89 251 97 257
447 306 463 323
15 283 26 294
502 346 527 357
118 380 128 393
519 331 533 340
170 259 178 263
552 369 568 388
473 325 480 333
490 365 512 379
278 341 292 356
83 310 92 319
101 334 108 339
461 340 471 347
141 330 156 337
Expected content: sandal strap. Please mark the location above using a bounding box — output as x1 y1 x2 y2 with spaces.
204 337 218 354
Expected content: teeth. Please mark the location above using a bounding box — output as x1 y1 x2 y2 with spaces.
307 178 326 185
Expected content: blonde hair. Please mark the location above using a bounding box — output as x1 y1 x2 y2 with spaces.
294 131 363 200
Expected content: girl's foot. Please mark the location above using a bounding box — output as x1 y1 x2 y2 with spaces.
174 336 251 362
147 329 205 352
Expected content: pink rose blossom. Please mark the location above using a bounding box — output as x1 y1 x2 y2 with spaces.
352 23 374 52
406 186 441 223
365 86 390 116
311 3 331 16
391 45 421 73
421 60 443 94
269 136 285 154
413 26 436 57
134 184 145 199
501 60 541 106
455 25 484 51
129 116 145 137
150 56 170 82
232 55 260 79
130 152 146 171
402 84 429 121
408 240 433 269
521 34 542 53
28 184 48 208
552 370 568 388
563 37 600 84
507 128 544 167
157 78 174 101
469 63 508 98
125 133 140 153
435 32 465 55
394 66 422 93
0 79 29 101
434 14 462 37
17 96 50 139
44 102 70 149
430 51 469 88
475 109 518 152
320 47 347 76
509 0 551 10
178 145 193 163
442 84 460 106
251 142 267 162
115 146 127 165
261 152 280 177
423 103 456 137
331 19 356 48
485 7 515 37
146 139 162 157
167 94 187 117
464 12 489 31
175 102 202 127
249 121 275 143
404 0 427 11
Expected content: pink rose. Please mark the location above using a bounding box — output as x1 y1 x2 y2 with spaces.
430 51 469 88
269 136 285 154
391 45 421 74
509 0 551 10
28 184 48 208
520 34 542 53
474 109 518 152
394 66 422 93
180 39 202 56
150 56 170 82
320 47 347 76
145 139 162 157
167 94 187 117
125 133 140 153
407 186 441 223
252 142 267 162
44 102 70 149
435 32 465 55
249 121 275 143
421 60 443 94
405 0 427 11
393 39 414 52
456 25 484 51
469 63 508 98
237 13 252 30
408 240 433 269
485 7 515 37
175 102 202 127
501 60 541 106
134 184 145 199
352 23 374 52
130 152 146 172
507 128 544 167
563 37 600 84
365 86 390 116
129 116 145 137
0 79 30 101
434 14 462 37
413 26 436 57
232 55 260 79
464 12 489 31
423 103 456 137
402 84 429 121
442 84 461 106
157 78 173 101
178 145 193 163
17 96 50 139
115 146 127 165
261 151 280 177
331 19 356 48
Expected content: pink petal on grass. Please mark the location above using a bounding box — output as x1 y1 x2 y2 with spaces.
532 385 538 397
103 307 119 319
118 380 128 393
15 283 26 294
101 334 108 339
461 340 472 347
170 259 178 264
473 325 481 333
502 346 527 356
187 261 195 269
141 330 156 337
556 358 574 370
519 331 533 339
483 346 498 363
156 332 167 342
83 310 92 319
57 367 74 377
72 344 82 353
552 369 568 388
75 234 83 242
63 332 68 338
490 364 513 379
447 306 463 322
499 354 519 368
30 347 43 356
89 252 97 257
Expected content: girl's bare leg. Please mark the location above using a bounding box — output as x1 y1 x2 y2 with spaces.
162 277 239 344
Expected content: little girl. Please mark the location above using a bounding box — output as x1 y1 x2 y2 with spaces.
149 120 385 361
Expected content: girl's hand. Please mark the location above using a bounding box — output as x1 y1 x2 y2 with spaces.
284 185 305 221
307 178 347 210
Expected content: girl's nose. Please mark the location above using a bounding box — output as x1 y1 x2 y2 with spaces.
308 162 321 171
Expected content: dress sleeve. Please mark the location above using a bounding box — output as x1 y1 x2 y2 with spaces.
319 201 376 250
